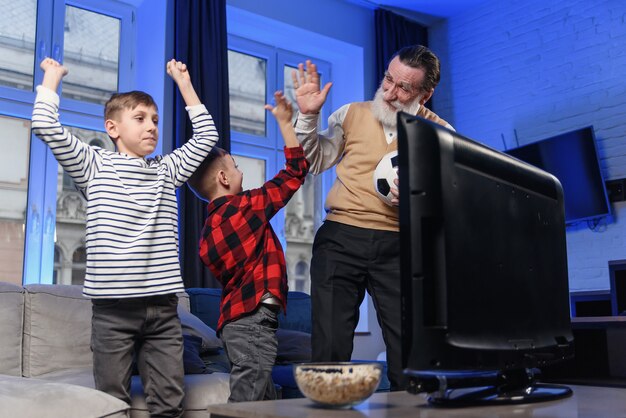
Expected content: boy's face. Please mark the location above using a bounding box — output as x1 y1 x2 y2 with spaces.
223 154 243 195
106 104 159 158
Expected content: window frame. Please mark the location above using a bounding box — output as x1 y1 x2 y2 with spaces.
228 35 277 150
0 0 136 284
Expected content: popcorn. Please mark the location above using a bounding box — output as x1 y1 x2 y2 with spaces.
294 363 382 407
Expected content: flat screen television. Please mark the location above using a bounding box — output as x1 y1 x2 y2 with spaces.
505 127 610 225
397 113 574 406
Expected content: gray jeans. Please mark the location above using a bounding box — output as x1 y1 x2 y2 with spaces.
221 304 279 402
91 294 184 417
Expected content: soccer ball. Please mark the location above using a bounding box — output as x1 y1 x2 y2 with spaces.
373 150 399 206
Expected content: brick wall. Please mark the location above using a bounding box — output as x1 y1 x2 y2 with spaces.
429 0 626 291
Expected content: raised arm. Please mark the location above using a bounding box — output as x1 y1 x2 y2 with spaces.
40 58 69 93
292 60 332 115
162 59 218 187
33 58 99 190
265 91 298 148
166 59 201 107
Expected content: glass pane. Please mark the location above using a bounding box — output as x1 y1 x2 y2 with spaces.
283 65 299 125
283 65 324 295
233 154 265 190
284 173 315 294
54 127 112 285
71 246 86 285
62 6 120 105
0 0 37 91
0 115 30 285
228 50 266 136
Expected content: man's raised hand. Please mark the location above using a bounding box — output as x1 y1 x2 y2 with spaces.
291 60 332 115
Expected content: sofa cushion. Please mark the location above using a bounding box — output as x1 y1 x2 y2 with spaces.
271 364 301 398
187 288 313 334
177 291 191 312
183 334 208 374
178 304 222 353
278 291 312 333
186 288 222 330
0 281 24 376
129 372 230 416
0 374 129 418
22 284 92 377
36 367 96 388
276 328 311 364
38 366 231 415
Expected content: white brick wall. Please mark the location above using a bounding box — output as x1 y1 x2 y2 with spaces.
429 0 626 291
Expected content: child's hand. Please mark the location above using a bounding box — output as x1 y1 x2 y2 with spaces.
264 91 293 125
40 58 68 92
166 59 191 85
167 59 201 106
266 91 298 148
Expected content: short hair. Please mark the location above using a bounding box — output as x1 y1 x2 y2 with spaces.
392 45 441 94
104 90 157 121
187 147 229 201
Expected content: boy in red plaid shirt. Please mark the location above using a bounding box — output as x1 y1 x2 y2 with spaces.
188 91 309 402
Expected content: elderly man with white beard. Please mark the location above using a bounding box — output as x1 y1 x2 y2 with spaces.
292 45 453 391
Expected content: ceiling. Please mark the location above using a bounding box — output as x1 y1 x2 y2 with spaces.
362 0 489 18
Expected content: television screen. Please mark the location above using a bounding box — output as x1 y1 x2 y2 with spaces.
505 127 610 224
397 113 573 405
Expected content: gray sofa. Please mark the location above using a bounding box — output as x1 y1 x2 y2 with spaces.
0 281 230 418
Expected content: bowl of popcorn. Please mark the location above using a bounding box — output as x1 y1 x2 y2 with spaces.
293 362 383 408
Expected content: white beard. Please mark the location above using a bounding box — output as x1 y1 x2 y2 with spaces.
370 85 422 128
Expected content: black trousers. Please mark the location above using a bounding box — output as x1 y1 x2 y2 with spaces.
310 220 406 390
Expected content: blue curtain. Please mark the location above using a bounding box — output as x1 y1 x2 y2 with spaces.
173 0 230 288
374 8 430 107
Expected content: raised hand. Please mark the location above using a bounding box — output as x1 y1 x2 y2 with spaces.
40 58 68 92
291 60 332 115
166 59 191 85
264 91 293 125
166 58 200 106
266 91 298 148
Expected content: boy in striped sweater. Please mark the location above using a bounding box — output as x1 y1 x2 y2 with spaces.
32 57 219 417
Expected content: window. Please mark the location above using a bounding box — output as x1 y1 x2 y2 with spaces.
53 245 62 284
61 6 121 105
227 35 332 295
71 246 86 285
228 49 267 136
293 261 309 293
0 115 30 285
0 0 135 285
227 4 367 330
0 0 37 92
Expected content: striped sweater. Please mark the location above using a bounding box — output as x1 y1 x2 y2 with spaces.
31 86 218 298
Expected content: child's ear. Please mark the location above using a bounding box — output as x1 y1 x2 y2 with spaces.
217 170 229 187
105 119 119 139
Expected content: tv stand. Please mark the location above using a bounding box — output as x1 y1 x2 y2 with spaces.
406 368 572 406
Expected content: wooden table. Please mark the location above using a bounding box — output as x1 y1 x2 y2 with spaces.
206 384 626 417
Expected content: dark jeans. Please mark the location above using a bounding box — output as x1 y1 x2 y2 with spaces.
221 304 279 402
310 220 406 390
91 294 184 417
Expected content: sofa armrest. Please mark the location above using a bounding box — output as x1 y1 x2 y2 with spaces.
0 282 25 376
23 284 92 377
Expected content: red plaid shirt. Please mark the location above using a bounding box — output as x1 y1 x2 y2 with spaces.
199 146 309 331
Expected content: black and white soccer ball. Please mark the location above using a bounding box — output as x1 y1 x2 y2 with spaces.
373 150 399 206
